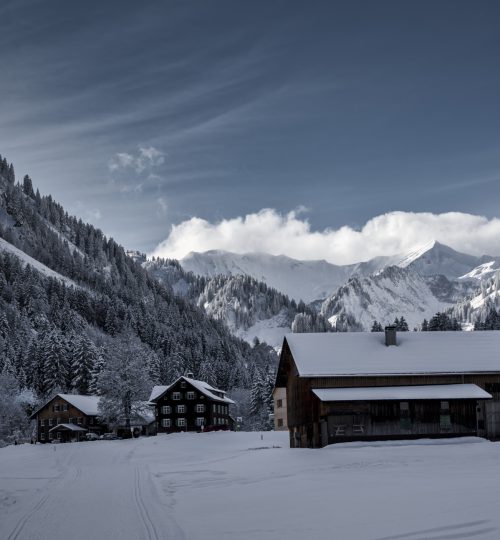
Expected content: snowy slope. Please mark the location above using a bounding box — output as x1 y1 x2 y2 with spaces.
450 272 500 327
459 260 500 281
181 250 355 303
0 236 78 288
397 240 490 279
1 433 500 540
321 266 451 331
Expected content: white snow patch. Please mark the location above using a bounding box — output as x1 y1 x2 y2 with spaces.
0 237 79 288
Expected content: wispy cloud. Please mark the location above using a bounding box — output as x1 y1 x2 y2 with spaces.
156 197 168 217
108 146 165 174
151 209 500 264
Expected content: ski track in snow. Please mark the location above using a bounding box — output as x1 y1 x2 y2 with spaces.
1 432 500 540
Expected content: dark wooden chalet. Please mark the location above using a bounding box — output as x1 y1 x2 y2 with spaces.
30 394 106 443
276 328 500 448
149 375 235 433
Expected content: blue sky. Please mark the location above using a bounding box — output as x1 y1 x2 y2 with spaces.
1 0 500 260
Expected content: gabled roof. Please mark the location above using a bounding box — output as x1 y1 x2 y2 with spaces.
49 423 88 432
58 394 100 415
30 394 100 419
283 331 500 378
149 376 235 404
312 384 492 402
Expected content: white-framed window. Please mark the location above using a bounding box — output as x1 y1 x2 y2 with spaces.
176 418 186 427
77 417 83 424
213 417 218 425
180 382 187 388
161 406 171 414
196 404 205 413
40 433 45 441
53 404 60 412
196 417 205 427
40 419 45 427
186 391 196 400
49 432 54 440
172 392 181 400
69 417 75 424
48 418 54 426
162 419 171 428
440 401 449 410
212 404 216 413
62 404 68 411
176 405 186 414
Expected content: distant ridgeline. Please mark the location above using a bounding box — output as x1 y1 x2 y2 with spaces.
0 154 278 438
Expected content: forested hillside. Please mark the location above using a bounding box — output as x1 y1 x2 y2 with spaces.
0 156 277 443
145 257 332 346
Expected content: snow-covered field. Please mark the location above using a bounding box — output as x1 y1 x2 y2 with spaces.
1 432 500 540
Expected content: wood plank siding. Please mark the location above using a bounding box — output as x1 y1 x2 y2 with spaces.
277 339 500 448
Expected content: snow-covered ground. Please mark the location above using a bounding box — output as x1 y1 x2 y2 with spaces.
1 432 500 540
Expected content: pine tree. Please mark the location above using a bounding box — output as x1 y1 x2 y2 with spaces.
371 321 383 332
70 334 98 394
41 330 68 395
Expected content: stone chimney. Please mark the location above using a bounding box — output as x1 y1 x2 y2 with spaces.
385 326 397 346
186 371 194 379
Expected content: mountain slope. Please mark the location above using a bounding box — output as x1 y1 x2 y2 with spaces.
0 155 277 407
180 250 355 303
144 258 331 347
320 266 451 331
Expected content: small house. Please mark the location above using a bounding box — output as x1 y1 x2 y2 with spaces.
149 375 235 433
275 328 500 448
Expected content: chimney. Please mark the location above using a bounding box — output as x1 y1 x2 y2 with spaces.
186 371 194 379
385 326 397 346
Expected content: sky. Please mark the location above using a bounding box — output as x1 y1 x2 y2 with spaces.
1 0 500 263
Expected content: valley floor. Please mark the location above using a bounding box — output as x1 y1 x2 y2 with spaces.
1 432 500 540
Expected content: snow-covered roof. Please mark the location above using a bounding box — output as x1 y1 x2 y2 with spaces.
285 331 500 377
312 384 492 402
58 394 100 415
49 423 88 432
149 376 235 404
30 394 100 419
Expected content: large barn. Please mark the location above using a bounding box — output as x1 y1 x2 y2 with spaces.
275 328 500 448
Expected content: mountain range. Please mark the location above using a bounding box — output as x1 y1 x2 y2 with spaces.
172 241 500 345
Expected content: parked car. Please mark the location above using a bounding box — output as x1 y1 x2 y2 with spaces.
99 433 118 440
85 432 100 441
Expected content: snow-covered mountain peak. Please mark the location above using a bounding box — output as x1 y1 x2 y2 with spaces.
321 265 452 331
393 240 438 268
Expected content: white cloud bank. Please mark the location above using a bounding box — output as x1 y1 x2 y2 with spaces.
151 209 500 265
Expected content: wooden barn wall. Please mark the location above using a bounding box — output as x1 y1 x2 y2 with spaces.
284 361 500 432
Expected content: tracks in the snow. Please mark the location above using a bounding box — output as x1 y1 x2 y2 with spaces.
6 492 51 540
133 465 161 540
